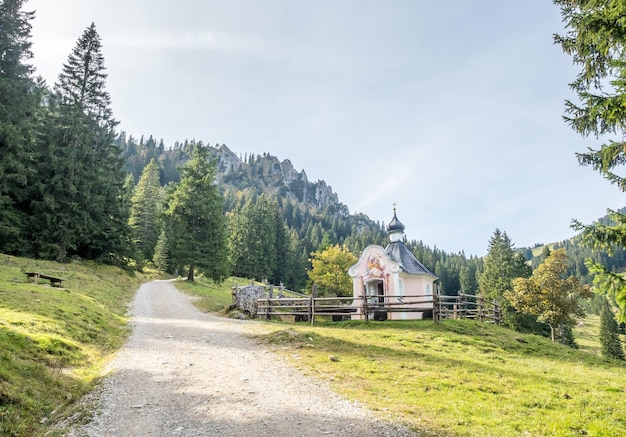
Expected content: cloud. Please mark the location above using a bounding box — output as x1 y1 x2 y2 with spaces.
106 30 261 52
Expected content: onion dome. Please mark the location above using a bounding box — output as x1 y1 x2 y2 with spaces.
387 208 405 234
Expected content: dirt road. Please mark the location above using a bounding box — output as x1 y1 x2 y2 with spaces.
66 280 416 437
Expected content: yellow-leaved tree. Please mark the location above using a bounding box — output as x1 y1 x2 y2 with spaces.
308 245 357 297
505 248 592 343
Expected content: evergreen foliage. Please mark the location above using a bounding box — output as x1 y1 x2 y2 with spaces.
599 296 625 360
8 0 626 311
129 158 162 261
152 229 169 273
0 0 38 255
163 144 229 282
30 23 131 263
554 0 626 321
477 229 536 331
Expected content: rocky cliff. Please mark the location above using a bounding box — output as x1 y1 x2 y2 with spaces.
210 144 348 215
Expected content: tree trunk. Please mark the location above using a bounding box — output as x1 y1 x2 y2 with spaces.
549 324 555 342
187 265 195 282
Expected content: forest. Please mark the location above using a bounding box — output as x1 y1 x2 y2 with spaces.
2 1 626 349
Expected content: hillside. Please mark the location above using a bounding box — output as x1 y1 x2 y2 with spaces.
519 208 626 289
120 135 349 215
118 134 626 297
0 255 150 435
1 256 625 436
185 278 626 436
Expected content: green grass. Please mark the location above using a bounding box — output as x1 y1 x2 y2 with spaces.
574 314 602 356
181 279 626 436
258 320 626 436
2 261 624 437
175 276 264 313
0 254 152 436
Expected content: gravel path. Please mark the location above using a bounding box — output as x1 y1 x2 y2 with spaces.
66 280 417 437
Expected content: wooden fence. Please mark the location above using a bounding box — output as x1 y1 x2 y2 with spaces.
435 293 501 324
256 292 501 325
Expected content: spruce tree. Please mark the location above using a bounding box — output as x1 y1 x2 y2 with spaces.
33 23 130 262
228 194 288 283
554 1 626 320
152 230 169 273
129 159 162 261
164 144 229 282
600 297 625 360
478 229 531 300
0 0 38 254
478 229 534 330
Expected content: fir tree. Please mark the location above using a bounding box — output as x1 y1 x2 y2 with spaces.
554 0 626 320
129 159 162 261
32 23 130 262
0 0 38 254
228 194 281 282
152 230 169 273
164 144 229 282
478 229 534 331
600 297 625 360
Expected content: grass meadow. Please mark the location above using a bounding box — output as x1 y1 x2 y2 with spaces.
0 260 624 436
185 277 626 437
0 255 149 436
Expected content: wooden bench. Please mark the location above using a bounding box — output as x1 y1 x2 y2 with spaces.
25 272 64 287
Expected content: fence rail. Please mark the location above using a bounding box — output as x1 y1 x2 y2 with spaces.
435 294 501 324
235 284 501 325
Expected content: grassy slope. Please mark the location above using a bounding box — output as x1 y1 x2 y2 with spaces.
257 320 625 437
0 255 149 436
1 262 624 437
182 279 626 437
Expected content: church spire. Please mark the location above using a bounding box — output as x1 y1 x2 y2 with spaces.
387 205 405 242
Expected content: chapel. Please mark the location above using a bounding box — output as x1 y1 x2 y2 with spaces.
348 209 438 320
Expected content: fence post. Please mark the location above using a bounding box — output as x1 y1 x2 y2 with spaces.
363 295 369 324
309 284 317 325
232 284 238 304
461 294 467 320
433 294 439 323
494 300 500 325
265 285 273 320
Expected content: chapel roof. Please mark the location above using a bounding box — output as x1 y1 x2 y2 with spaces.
385 241 436 276
384 208 436 277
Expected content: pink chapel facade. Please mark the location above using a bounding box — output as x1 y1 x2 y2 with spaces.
348 210 438 320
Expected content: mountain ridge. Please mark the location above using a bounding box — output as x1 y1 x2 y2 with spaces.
211 144 348 215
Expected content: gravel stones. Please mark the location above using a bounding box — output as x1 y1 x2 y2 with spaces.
65 280 416 437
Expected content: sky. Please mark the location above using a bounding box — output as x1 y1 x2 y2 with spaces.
25 0 626 257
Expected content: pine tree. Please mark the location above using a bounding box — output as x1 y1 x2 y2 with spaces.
554 1 626 320
478 229 533 330
600 297 625 360
228 194 283 282
32 23 130 262
129 159 162 261
0 0 39 254
478 229 531 300
152 230 169 273
164 143 229 282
